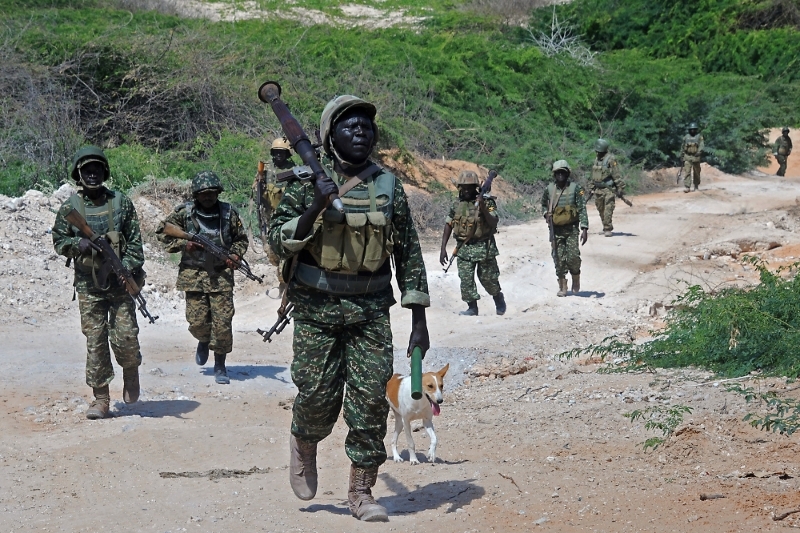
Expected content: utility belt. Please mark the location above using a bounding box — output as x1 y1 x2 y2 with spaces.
458 235 493 246
294 260 392 296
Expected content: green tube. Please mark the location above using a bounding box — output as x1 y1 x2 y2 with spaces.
410 346 423 400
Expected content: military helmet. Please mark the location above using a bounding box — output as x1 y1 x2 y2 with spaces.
271 137 292 152
70 146 109 183
594 138 610 152
552 160 571 174
320 95 378 156
783 127 790 134
456 170 480 186
191 170 224 195
688 122 699 130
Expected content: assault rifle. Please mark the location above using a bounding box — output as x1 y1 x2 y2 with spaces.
256 301 293 342
63 208 158 324
443 170 497 273
254 161 268 239
161 222 264 284
676 166 683 186
545 198 558 268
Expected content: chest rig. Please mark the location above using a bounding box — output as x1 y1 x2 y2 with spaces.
451 201 494 242
68 192 125 288
546 182 579 226
179 202 234 274
684 134 701 155
591 154 614 186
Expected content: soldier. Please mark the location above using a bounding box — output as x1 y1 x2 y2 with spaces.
156 171 249 385
681 122 705 192
589 138 624 237
52 146 145 420
774 127 793 177
268 95 430 522
253 137 300 263
439 170 506 316
541 160 589 297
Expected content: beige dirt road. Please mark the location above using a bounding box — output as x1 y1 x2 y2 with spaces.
3 166 800 532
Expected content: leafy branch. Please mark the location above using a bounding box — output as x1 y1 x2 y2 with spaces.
624 405 693 450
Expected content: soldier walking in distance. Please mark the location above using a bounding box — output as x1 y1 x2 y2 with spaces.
439 170 505 316
590 138 625 237
52 146 145 419
681 123 705 192
541 160 589 297
268 95 430 522
774 127 793 177
156 171 249 385
253 137 299 263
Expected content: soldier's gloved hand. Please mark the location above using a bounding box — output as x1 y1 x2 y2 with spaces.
225 254 240 270
185 241 204 253
78 238 93 254
310 175 339 212
439 248 448 266
580 228 588 246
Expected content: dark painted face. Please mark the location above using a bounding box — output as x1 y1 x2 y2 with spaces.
331 108 375 164
554 170 569 187
195 189 219 210
271 149 291 167
458 185 478 201
78 161 106 189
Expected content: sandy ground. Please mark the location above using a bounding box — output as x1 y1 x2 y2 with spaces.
4 165 800 532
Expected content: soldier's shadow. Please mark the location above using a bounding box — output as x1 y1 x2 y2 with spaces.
572 291 605 298
113 399 200 419
200 364 291 383
608 232 637 237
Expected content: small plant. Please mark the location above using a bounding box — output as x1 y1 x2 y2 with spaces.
728 384 800 437
624 405 693 450
525 7 597 67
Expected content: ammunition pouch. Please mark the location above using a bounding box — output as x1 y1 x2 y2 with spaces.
452 201 494 242
685 143 698 155
778 147 788 156
294 260 392 295
552 206 578 226
265 182 284 211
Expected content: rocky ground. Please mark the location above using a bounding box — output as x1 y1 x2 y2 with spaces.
2 162 800 532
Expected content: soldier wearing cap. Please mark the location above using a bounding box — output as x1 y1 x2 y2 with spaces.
774 128 793 177
156 171 249 384
589 138 625 237
52 146 145 419
439 170 505 316
681 123 705 192
268 95 430 521
541 160 589 296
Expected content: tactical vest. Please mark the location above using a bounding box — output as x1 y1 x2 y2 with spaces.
777 137 790 156
451 201 494 242
68 192 125 287
546 183 579 226
591 154 614 187
684 134 701 155
179 202 234 273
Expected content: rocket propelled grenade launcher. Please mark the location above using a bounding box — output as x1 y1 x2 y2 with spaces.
258 81 344 213
410 346 423 400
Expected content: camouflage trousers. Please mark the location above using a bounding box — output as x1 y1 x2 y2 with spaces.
683 160 701 187
552 224 582 278
457 256 501 303
290 314 394 468
594 188 616 232
777 155 788 177
185 291 234 354
78 290 141 389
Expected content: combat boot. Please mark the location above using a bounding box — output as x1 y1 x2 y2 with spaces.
693 184 699 191
683 186 690 193
604 230 612 237
86 385 110 420
348 465 389 522
195 341 209 366
557 278 568 297
493 292 506 315
213 352 230 384
571 274 580 295
459 301 478 316
289 435 318 501
122 366 140 404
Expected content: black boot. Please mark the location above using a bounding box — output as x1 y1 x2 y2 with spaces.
493 292 506 315
214 352 230 384
459 301 478 316
195 341 210 366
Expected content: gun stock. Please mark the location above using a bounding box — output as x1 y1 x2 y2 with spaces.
162 222 192 240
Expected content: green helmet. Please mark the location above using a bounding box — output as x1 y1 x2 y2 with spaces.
594 138 609 152
191 170 224 195
70 146 109 183
456 170 480 186
783 127 790 134
552 160 571 174
688 122 699 131
320 95 378 157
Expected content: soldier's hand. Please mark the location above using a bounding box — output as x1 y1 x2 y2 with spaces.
311 175 339 212
185 241 204 253
78 238 93 254
408 305 430 358
226 254 240 269
439 249 448 266
580 228 588 246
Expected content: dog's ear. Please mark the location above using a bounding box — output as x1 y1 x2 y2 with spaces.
437 363 450 377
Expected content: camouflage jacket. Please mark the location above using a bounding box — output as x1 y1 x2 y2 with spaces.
590 153 624 190
268 164 430 325
681 134 705 162
52 188 144 294
156 200 249 293
774 135 793 156
446 198 500 262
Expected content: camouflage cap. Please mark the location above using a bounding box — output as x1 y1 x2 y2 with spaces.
70 146 109 182
192 170 224 195
456 170 480 186
320 95 378 156
688 122 699 130
271 137 292 152
552 160 571 173
594 138 610 152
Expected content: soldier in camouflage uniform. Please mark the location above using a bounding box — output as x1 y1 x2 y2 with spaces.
541 160 589 297
589 138 624 237
681 123 705 192
253 137 300 263
774 127 793 177
439 170 505 316
52 146 145 420
268 95 430 522
156 171 249 385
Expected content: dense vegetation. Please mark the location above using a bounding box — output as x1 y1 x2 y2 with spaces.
1 0 798 201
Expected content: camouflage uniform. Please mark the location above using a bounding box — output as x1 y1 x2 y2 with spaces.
52 188 144 388
541 182 589 278
591 153 624 233
447 199 501 303
268 167 429 468
681 132 705 188
774 132 793 177
156 190 248 355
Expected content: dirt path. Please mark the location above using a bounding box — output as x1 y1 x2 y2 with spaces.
3 168 800 532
